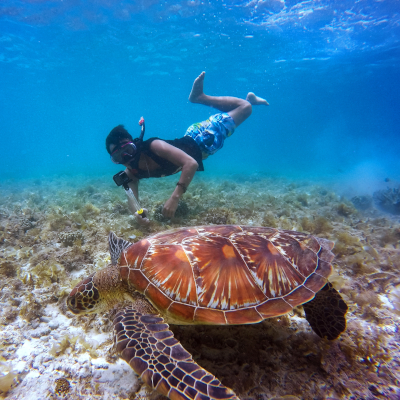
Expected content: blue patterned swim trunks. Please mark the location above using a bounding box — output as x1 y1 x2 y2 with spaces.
184 113 236 159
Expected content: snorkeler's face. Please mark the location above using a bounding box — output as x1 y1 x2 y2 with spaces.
110 140 137 164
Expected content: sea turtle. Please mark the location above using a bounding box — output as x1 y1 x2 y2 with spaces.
67 225 348 400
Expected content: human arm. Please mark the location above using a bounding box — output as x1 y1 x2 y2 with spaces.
125 169 149 225
150 140 199 219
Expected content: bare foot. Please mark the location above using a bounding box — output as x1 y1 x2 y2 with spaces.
246 92 269 106
189 71 206 103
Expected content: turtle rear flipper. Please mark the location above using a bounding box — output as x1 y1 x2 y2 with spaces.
303 282 348 340
113 306 239 400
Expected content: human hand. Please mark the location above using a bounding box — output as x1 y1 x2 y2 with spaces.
162 197 179 219
134 208 150 225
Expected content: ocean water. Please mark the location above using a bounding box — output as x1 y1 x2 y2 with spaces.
1 0 400 186
1 2 400 400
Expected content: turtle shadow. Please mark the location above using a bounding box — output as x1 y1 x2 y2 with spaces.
170 317 324 399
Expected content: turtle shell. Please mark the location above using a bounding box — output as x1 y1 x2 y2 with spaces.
118 225 335 325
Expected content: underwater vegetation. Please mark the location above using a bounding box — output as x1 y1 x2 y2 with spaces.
0 174 399 399
373 187 400 215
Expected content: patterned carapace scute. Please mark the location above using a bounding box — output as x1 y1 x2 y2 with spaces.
120 225 334 325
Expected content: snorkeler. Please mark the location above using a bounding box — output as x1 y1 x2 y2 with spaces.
106 71 269 224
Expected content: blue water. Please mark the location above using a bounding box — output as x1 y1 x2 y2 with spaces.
1 0 400 193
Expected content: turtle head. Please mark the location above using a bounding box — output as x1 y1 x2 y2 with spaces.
67 266 124 315
67 273 102 314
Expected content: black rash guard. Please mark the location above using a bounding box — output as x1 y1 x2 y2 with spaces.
127 136 204 180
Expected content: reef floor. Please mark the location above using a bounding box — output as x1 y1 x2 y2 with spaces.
0 173 399 400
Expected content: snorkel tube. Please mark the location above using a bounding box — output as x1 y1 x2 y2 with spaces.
138 116 145 141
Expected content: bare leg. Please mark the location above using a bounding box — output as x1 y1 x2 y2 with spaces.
189 71 268 127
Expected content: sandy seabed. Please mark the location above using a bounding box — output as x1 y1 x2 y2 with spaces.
0 173 399 400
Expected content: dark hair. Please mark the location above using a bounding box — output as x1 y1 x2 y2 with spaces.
105 125 133 154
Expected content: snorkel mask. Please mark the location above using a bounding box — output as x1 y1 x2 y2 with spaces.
110 141 137 164
110 117 145 165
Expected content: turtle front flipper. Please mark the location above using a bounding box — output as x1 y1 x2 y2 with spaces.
303 282 348 340
113 306 238 400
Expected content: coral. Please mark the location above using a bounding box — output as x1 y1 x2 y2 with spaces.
29 260 66 286
48 208 72 231
19 217 35 232
2 306 19 323
153 200 190 222
200 207 234 225
0 261 19 278
54 378 70 396
373 187 400 214
68 211 86 227
174 200 190 218
58 231 84 247
2 174 400 400
49 334 98 358
80 202 101 219
62 246 93 272
49 335 76 356
110 200 130 216
351 195 372 210
19 293 43 322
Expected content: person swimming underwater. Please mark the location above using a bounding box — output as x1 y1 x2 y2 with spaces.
105 71 269 224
